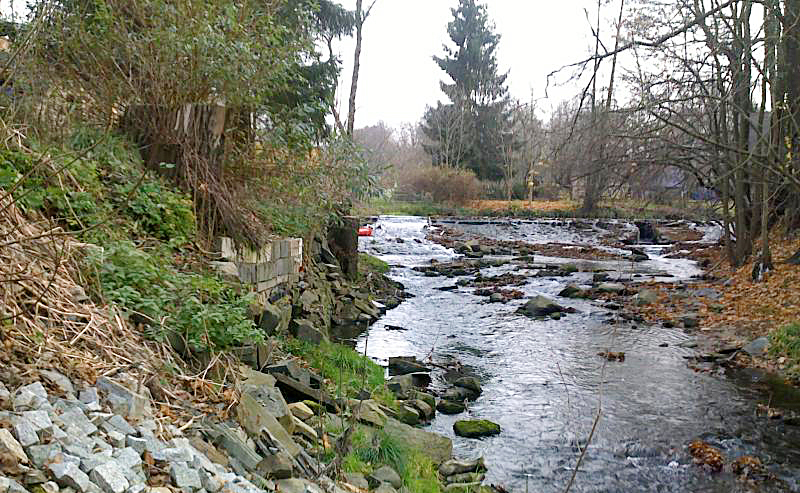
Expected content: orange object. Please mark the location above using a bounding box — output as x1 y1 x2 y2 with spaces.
358 226 373 237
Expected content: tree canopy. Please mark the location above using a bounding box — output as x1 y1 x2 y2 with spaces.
421 0 512 181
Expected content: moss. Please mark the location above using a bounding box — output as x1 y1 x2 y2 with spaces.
359 252 390 274
453 419 501 438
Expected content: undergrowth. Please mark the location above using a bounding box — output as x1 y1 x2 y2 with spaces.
770 323 800 378
359 253 389 274
285 339 394 406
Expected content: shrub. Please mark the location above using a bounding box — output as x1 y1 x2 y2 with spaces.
90 241 261 351
396 165 481 205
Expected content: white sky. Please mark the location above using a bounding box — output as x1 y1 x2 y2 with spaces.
332 1 607 129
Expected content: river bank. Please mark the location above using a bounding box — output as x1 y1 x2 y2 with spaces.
357 215 800 492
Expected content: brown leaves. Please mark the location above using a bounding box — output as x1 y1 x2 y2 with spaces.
688 440 724 472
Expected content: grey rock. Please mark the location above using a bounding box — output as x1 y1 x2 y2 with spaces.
256 451 293 479
25 469 49 485
49 461 92 492
105 430 126 448
125 485 146 493
235 390 300 458
368 465 402 489
90 461 130 493
374 484 398 493
41 481 60 493
113 447 142 470
342 473 369 490
197 470 228 493
453 377 481 394
681 314 699 329
13 382 50 411
239 383 294 435
125 436 147 454
40 370 75 395
95 378 152 420
635 289 659 305
0 428 28 464
439 457 486 477
383 417 452 464
518 296 565 317
743 337 769 357
0 382 11 404
597 282 626 294
0 477 29 493
292 319 327 346
210 261 240 283
274 479 309 493
22 410 53 434
170 463 202 491
80 452 113 473
100 415 136 436
79 388 99 405
203 425 262 472
396 405 420 425
27 444 62 468
63 443 94 460
412 399 434 420
13 416 40 447
152 447 193 463
58 408 98 437
443 482 484 493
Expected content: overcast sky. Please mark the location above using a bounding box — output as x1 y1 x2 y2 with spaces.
332 1 607 130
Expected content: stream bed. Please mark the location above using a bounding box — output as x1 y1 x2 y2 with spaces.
356 215 800 493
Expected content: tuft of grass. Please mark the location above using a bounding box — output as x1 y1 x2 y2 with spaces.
770 323 800 377
359 253 389 274
284 339 393 404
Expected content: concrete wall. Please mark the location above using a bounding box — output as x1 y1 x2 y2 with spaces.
215 236 302 302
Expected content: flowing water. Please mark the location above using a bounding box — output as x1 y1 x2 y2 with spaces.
356 215 800 493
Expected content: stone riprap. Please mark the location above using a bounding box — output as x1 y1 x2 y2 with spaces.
0 368 458 493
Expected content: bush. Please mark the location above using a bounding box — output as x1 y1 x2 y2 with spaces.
396 165 481 205
90 241 261 351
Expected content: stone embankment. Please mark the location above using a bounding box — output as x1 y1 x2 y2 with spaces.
0 360 464 493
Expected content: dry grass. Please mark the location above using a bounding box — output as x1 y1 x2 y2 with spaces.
469 199 579 212
0 197 242 427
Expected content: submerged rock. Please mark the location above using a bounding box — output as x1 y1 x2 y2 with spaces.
558 284 589 299
388 356 431 376
518 296 565 317
453 419 501 438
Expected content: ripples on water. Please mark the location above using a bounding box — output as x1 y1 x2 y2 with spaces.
357 216 800 493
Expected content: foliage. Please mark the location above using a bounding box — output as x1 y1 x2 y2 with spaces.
421 0 512 180
284 339 391 403
397 165 482 205
353 430 406 475
89 241 261 351
770 323 800 375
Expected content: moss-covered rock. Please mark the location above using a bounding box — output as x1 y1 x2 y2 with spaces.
453 419 501 438
436 400 466 415
397 405 420 425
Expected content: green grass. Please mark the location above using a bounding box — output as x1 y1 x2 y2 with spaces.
357 198 468 217
284 339 394 405
359 253 389 274
770 323 800 377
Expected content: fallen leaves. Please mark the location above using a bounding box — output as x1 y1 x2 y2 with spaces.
688 440 724 472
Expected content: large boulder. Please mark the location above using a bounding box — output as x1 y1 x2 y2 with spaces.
517 296 565 317
439 457 486 477
453 420 501 438
596 282 626 294
436 400 466 415
558 284 589 299
388 356 431 376
383 418 452 464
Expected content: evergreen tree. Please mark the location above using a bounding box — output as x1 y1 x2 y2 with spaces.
421 0 511 180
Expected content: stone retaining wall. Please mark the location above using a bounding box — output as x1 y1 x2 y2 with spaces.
214 236 302 302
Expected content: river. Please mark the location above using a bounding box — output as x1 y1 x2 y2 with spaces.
356 215 800 493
